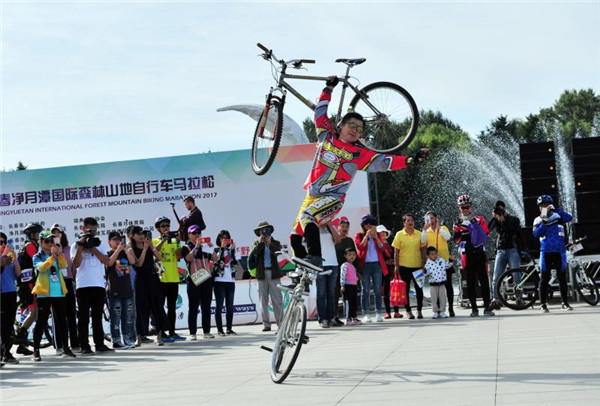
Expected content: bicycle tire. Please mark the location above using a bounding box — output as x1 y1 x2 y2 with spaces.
349 81 419 154
251 99 284 176
270 302 307 383
496 268 538 310
573 266 599 306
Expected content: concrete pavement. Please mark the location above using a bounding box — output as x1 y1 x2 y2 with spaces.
1 303 599 406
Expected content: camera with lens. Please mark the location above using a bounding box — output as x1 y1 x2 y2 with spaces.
77 233 102 249
161 231 179 243
142 230 153 240
493 206 506 216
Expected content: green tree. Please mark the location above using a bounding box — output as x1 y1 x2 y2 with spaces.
16 161 27 170
302 117 318 143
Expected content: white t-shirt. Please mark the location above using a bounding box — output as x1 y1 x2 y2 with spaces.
71 242 108 289
214 249 235 283
320 228 338 266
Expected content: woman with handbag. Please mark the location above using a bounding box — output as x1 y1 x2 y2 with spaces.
182 225 216 340
213 230 238 336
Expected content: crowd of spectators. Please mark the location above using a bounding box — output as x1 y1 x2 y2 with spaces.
0 194 574 365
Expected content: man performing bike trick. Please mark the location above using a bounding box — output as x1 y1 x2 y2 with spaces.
289 76 429 263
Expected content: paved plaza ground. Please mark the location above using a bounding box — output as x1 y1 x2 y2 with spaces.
1 302 599 406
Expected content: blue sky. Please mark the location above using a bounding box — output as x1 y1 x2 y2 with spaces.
1 1 599 170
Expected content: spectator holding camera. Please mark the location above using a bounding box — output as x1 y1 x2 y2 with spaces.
182 225 216 340
130 226 171 346
488 201 522 310
153 216 185 341
248 221 284 332
32 230 77 361
213 230 238 336
355 214 387 323
71 217 112 354
51 224 79 350
1 233 22 364
106 231 137 349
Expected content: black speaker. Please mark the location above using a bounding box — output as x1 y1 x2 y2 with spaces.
519 142 558 206
572 222 600 255
575 191 600 221
572 137 600 156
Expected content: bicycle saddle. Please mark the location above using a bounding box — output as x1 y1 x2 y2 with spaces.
335 58 366 65
291 257 323 272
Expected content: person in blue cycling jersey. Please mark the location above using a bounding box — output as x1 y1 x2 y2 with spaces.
532 195 573 312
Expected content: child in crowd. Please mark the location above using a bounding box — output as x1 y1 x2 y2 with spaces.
424 246 448 319
340 248 361 325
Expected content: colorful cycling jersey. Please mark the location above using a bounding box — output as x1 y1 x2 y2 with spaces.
533 208 573 253
303 87 409 199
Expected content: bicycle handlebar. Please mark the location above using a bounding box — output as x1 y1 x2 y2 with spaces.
257 42 269 53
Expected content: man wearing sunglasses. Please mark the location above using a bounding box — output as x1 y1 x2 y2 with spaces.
453 195 494 317
290 76 429 265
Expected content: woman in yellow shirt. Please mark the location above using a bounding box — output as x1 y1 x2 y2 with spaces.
392 214 426 319
421 211 455 317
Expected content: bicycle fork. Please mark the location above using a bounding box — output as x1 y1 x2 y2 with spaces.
257 87 286 140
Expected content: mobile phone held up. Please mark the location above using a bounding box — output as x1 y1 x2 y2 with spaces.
223 238 233 246
200 237 211 244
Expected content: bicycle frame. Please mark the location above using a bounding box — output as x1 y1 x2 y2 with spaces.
273 63 380 122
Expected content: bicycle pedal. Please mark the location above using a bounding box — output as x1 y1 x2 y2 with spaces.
260 345 273 352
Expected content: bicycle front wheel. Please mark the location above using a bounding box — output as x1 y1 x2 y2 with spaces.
251 99 283 176
573 265 599 306
349 82 419 154
270 301 307 384
496 268 538 310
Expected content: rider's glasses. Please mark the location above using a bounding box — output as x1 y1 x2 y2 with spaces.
346 122 364 134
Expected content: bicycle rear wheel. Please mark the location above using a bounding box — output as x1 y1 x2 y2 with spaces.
251 99 283 176
573 265 599 306
496 268 538 310
349 82 419 154
271 301 307 383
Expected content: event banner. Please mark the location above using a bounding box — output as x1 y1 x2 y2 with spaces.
1 144 369 326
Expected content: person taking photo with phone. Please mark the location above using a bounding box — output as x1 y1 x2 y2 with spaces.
32 230 77 361
1 233 22 364
213 230 238 336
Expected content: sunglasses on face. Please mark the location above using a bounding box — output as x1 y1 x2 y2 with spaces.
346 122 364 134
0 240 6 245
43 239 55 244
460 205 472 209
159 224 170 228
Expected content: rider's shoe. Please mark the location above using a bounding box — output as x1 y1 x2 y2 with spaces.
540 304 550 313
561 302 573 311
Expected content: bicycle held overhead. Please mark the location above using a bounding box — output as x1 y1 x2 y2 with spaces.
251 43 419 175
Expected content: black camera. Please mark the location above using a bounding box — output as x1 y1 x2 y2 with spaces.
493 206 506 216
77 233 102 249
142 230 153 240
161 231 179 244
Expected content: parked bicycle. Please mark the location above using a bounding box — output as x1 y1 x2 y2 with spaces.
261 256 330 383
252 43 419 175
496 239 599 310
